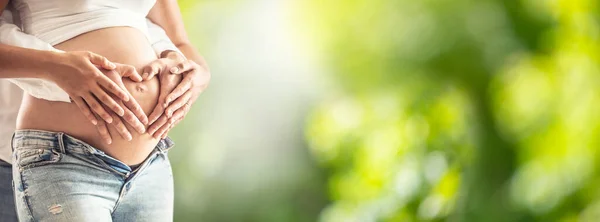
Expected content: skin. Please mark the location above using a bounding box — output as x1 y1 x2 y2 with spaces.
17 27 161 165
0 0 149 137
144 0 211 139
1 0 211 164
86 0 212 142
0 43 147 132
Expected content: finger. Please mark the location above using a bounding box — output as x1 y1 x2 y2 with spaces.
165 104 188 139
72 97 98 125
88 52 116 70
143 61 164 80
153 122 171 139
168 106 187 125
147 104 164 126
96 72 130 102
165 73 194 104
165 115 185 140
148 115 168 136
121 67 143 82
109 112 133 141
122 96 148 126
167 117 185 140
120 101 146 134
173 115 184 126
160 124 174 139
170 60 194 74
141 65 153 80
91 87 125 116
165 90 193 118
82 94 113 124
148 86 169 125
94 116 112 144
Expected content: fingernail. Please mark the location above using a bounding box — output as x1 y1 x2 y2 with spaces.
163 102 168 108
170 67 179 74
109 63 116 69
127 135 132 141
167 111 172 118
107 139 112 144
92 120 98 125
107 118 113 123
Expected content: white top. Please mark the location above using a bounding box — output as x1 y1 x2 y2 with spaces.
12 0 156 45
4 0 180 103
0 4 180 163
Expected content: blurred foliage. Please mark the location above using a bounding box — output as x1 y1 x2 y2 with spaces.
172 1 328 222
301 0 600 221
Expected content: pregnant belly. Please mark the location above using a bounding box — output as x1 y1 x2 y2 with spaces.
16 27 162 165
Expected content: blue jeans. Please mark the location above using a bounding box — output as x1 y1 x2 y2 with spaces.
12 130 174 222
0 159 17 222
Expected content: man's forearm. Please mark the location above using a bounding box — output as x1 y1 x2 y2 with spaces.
175 43 209 71
0 44 59 79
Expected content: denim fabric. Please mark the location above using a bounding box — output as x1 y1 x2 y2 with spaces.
12 130 174 222
0 159 17 222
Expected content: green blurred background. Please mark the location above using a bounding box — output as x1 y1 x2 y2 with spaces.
171 0 600 221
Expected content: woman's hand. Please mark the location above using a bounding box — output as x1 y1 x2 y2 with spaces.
93 65 149 144
143 50 210 139
45 51 145 126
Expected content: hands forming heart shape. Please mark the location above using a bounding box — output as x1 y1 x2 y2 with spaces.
60 50 210 144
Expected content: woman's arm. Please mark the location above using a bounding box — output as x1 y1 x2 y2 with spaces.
145 0 211 138
0 2 147 143
0 44 65 79
0 1 73 79
0 44 150 142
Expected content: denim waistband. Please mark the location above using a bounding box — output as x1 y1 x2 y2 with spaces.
12 129 174 175
12 129 174 154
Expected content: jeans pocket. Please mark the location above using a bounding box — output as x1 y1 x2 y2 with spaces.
15 148 61 169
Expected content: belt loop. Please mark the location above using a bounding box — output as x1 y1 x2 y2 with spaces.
57 132 66 154
10 132 16 152
156 140 165 154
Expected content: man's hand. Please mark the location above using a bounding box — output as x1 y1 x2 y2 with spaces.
142 50 210 139
92 64 149 144
45 51 140 126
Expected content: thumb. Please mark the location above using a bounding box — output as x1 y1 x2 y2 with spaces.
88 52 116 70
120 66 143 82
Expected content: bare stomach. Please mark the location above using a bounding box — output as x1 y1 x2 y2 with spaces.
17 27 160 165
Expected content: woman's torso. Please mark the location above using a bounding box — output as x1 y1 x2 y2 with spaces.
16 29 161 165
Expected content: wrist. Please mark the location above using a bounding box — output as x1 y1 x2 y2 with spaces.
37 51 67 81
